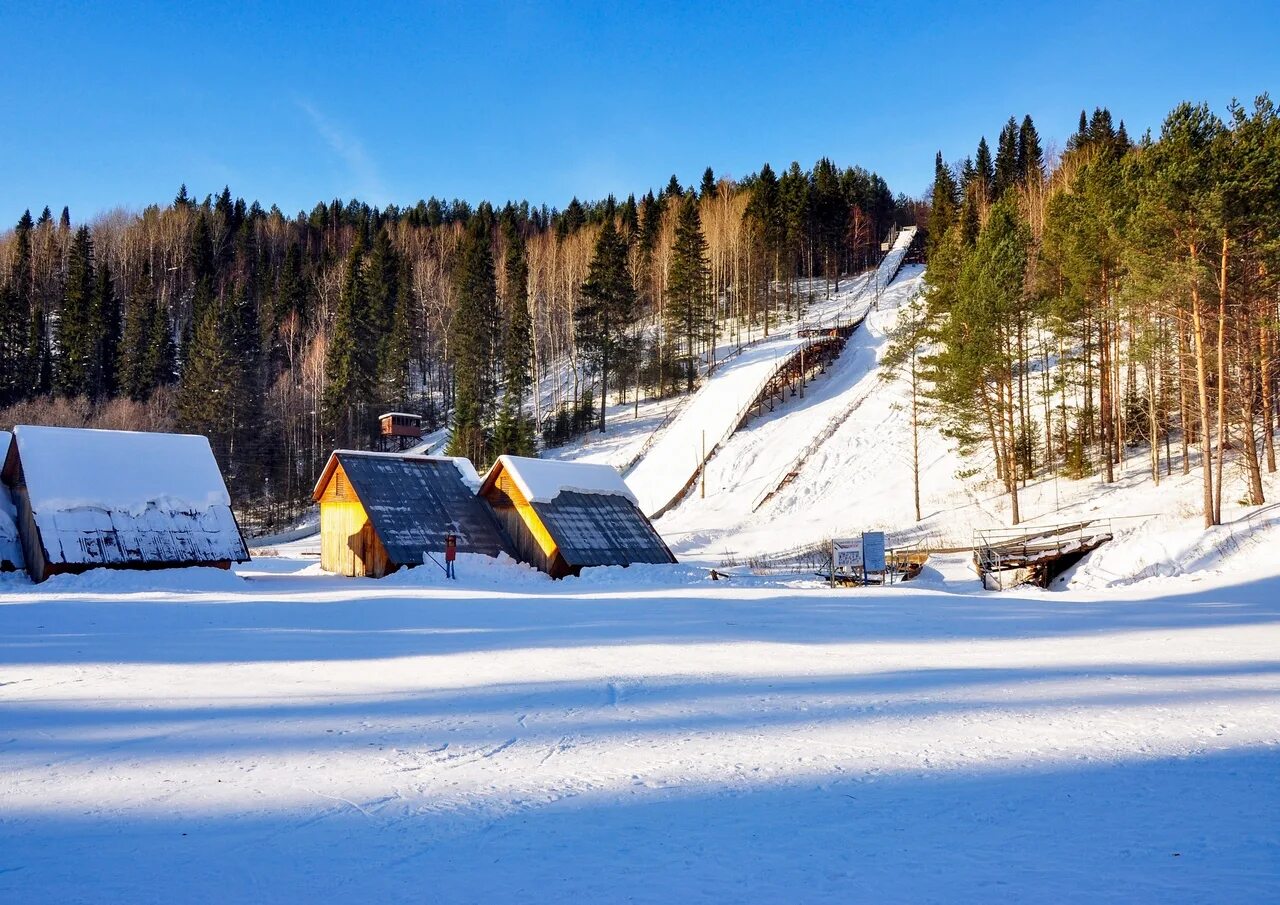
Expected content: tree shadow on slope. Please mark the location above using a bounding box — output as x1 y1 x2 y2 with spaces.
2 567 1279 666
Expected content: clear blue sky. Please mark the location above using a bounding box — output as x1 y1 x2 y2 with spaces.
2 0 1277 221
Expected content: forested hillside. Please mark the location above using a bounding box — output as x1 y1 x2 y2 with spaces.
0 162 908 531
913 95 1280 527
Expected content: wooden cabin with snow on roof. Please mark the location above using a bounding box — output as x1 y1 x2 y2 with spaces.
478 455 676 579
0 425 250 583
312 450 509 578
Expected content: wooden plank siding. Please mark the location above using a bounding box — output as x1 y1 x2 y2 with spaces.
317 461 395 578
483 470 570 578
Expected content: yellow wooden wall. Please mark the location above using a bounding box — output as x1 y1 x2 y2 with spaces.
318 462 394 578
483 467 569 578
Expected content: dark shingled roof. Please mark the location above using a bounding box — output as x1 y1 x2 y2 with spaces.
334 452 508 563
533 490 675 569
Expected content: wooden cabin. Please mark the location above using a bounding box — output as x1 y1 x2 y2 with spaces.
312 450 508 578
0 432 20 572
378 412 422 451
0 425 249 583
478 455 676 579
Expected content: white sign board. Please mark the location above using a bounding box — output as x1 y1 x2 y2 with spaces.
862 531 887 572
832 538 862 569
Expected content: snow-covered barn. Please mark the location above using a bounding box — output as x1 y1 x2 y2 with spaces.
478 455 676 579
0 425 250 583
0 432 21 572
312 450 509 578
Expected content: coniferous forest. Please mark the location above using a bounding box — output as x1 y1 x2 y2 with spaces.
0 163 904 531
907 95 1280 528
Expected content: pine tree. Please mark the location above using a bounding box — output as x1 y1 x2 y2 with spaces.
665 195 711 392
448 218 499 464
577 212 636 431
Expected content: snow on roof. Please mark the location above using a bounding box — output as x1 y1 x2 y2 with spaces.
492 455 638 505
378 412 422 420
13 425 232 515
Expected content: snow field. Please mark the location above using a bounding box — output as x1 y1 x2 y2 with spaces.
1 556 1277 902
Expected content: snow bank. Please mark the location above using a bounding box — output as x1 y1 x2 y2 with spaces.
574 560 705 587
17 565 246 594
494 455 638 504
379 551 550 588
15 425 231 514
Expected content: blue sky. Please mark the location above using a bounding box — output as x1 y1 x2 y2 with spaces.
2 0 1277 221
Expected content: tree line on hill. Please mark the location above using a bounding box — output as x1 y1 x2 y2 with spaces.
894 96 1280 527
0 163 910 531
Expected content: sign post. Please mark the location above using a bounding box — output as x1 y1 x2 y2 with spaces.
862 531 886 580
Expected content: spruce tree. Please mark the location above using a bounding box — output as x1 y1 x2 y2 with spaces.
700 167 717 199
992 117 1020 199
665 195 711 392
177 301 234 460
448 218 500 463
577 213 636 431
377 258 415 411
56 225 98 398
120 287 154 401
929 154 960 255
0 212 35 405
323 236 376 445
1017 115 1044 184
974 138 994 204
96 258 121 397
494 214 534 456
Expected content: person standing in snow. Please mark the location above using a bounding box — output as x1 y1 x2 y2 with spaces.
444 533 457 580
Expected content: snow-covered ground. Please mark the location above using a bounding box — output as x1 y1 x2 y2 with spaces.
1 553 1277 903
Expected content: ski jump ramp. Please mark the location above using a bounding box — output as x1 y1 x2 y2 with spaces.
625 227 917 519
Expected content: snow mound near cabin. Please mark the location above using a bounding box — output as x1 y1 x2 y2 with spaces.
378 551 551 589
17 566 247 594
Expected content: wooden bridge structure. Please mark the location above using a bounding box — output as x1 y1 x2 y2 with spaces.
973 521 1114 590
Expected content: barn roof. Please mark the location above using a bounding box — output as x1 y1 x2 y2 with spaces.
535 490 675 569
314 450 507 561
480 456 673 570
3 426 248 568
